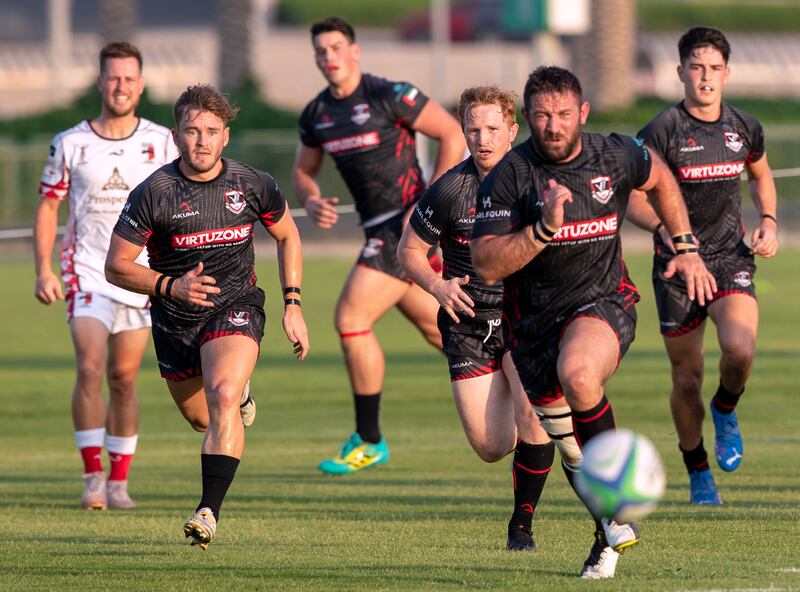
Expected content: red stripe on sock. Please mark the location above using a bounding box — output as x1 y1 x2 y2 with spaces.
513 461 552 475
340 329 372 339
573 401 611 423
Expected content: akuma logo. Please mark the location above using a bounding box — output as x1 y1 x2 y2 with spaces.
680 137 705 153
172 200 199 219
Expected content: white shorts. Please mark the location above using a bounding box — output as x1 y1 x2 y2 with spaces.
68 291 151 334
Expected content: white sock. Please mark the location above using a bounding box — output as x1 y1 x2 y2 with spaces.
75 428 105 450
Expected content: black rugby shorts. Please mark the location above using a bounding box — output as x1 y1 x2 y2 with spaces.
438 309 505 382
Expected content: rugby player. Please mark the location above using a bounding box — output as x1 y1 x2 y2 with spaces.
34 42 178 510
397 85 584 553
106 84 309 549
627 27 779 505
470 66 715 577
293 17 466 474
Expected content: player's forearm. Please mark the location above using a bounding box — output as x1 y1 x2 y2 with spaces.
399 243 441 295
275 228 303 297
292 169 322 206
105 256 160 296
626 190 662 233
430 130 466 183
749 171 777 219
471 228 543 285
33 201 59 276
647 176 693 237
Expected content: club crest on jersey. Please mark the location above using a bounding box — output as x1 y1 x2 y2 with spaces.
102 167 130 191
590 176 614 204
361 238 384 258
724 132 743 152
351 103 371 125
224 190 246 215
733 270 752 287
229 311 250 327
141 143 155 161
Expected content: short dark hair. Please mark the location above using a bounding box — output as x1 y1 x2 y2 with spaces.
523 66 582 111
310 17 356 43
173 84 240 127
678 26 731 64
99 41 142 73
458 85 517 128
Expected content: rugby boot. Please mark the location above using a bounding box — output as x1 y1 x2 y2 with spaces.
710 403 743 472
689 469 722 505
580 529 620 579
183 507 216 550
80 471 108 510
601 518 640 552
107 479 136 509
240 380 256 428
318 432 390 475
506 521 537 551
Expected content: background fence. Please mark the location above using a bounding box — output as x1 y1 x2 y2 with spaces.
1 124 798 230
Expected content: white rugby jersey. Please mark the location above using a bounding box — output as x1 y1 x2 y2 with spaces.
40 118 178 307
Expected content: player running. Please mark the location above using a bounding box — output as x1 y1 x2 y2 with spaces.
293 17 465 474
627 27 779 505
471 66 715 577
33 42 178 510
398 85 585 553
106 84 309 549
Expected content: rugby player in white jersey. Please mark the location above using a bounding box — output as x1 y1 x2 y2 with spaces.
33 42 178 510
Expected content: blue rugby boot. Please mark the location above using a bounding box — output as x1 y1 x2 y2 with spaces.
689 469 722 505
710 403 743 472
318 432 390 475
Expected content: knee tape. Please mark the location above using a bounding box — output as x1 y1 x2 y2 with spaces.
534 402 582 468
339 328 372 340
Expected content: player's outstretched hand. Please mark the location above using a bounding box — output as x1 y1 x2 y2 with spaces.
282 305 309 360
663 252 717 307
35 271 64 305
306 196 340 229
172 261 220 308
541 179 572 230
432 275 475 323
750 218 779 258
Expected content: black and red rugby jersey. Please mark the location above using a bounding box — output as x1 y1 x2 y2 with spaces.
299 74 430 224
472 133 651 343
113 158 286 325
409 158 503 318
638 101 764 259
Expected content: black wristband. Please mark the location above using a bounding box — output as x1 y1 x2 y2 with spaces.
762 213 777 224
283 286 301 295
284 298 301 307
532 223 550 245
154 274 167 296
165 276 177 297
654 222 663 234
675 246 699 255
538 220 557 239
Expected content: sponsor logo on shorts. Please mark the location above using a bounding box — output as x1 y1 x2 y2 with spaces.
229 311 250 326
590 175 614 204
678 161 745 181
724 131 743 152
351 103 371 125
224 190 246 215
361 237 384 258
172 224 253 248
449 360 472 369
322 131 380 154
733 270 752 287
552 214 618 242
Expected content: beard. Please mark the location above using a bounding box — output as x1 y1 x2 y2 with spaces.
531 128 581 163
103 96 138 118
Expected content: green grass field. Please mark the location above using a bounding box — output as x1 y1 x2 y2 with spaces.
1 250 799 591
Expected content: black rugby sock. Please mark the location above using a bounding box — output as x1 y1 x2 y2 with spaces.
680 438 710 474
571 395 616 448
354 392 382 444
197 454 240 521
510 441 555 528
711 382 743 415
561 459 603 532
